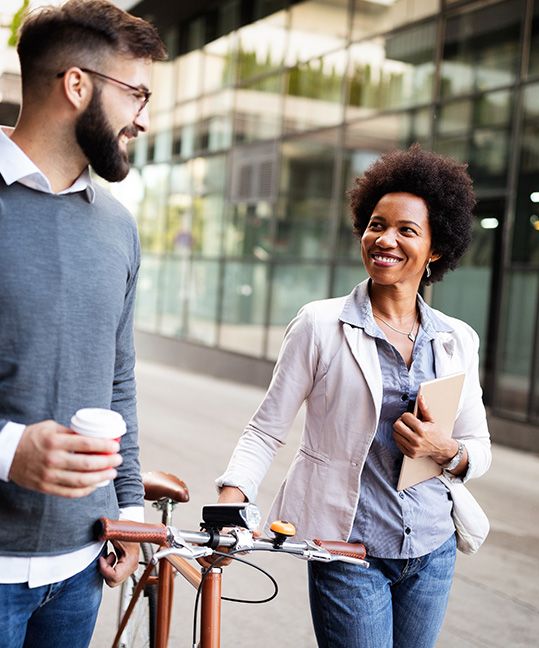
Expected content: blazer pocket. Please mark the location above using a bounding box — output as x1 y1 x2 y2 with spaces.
299 445 329 465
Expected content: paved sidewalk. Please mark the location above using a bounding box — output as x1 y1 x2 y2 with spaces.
91 361 539 647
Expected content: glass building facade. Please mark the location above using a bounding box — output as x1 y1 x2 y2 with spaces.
117 0 539 449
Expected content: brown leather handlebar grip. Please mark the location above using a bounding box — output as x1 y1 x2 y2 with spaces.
313 539 367 560
97 518 169 545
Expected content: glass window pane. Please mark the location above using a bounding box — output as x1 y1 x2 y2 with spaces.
495 271 537 416
434 90 512 191
333 263 369 296
236 11 288 83
173 103 199 159
175 51 204 102
346 22 436 119
191 156 226 256
234 74 283 144
137 164 170 253
220 261 269 355
431 202 501 367
441 0 522 98
513 83 539 266
158 255 189 337
203 35 236 94
287 0 349 66
352 0 439 41
284 50 346 133
135 255 161 333
267 263 330 359
149 61 176 116
198 92 234 153
527 0 539 76
185 259 220 345
276 132 339 259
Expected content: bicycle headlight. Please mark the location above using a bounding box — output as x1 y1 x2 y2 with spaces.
201 503 261 531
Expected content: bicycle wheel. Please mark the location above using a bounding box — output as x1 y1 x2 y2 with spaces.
117 542 157 648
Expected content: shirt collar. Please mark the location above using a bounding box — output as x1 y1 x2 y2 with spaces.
339 279 454 337
0 126 95 203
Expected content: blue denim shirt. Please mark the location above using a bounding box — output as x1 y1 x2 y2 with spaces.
349 293 455 559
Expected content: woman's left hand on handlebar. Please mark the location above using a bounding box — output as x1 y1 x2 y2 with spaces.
392 394 457 465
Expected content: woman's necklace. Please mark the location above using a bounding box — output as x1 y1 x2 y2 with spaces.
373 312 419 342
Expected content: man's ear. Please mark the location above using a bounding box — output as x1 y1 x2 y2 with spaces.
60 67 93 111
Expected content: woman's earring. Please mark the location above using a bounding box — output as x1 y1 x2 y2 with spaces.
425 258 432 279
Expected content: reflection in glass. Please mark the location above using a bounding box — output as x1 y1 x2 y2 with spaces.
198 92 234 152
346 22 436 120
158 255 189 337
175 51 204 102
276 133 338 259
513 83 539 265
236 11 288 83
287 0 349 66
431 210 499 367
495 271 537 415
333 263 369 296
234 74 283 143
137 164 170 253
267 263 330 359
190 156 227 256
220 262 269 356
352 0 438 41
173 103 199 159
284 50 346 132
529 0 539 76
134 255 161 333
185 259 220 345
434 90 511 190
203 35 236 94
441 0 522 98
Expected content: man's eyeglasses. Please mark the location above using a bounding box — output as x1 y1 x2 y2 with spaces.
56 68 151 112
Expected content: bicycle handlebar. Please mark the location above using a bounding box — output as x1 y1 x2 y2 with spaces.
97 518 369 567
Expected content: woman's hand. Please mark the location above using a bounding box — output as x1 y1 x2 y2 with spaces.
392 394 460 465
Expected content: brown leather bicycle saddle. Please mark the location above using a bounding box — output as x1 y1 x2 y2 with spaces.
142 471 189 503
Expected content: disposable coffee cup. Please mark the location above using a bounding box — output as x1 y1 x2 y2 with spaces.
70 408 126 487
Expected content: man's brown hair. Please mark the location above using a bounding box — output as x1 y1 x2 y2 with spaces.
17 0 167 92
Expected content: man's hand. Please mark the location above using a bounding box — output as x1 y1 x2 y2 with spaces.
99 540 140 587
393 395 458 464
8 420 122 497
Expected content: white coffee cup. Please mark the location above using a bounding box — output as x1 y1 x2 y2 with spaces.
70 408 126 487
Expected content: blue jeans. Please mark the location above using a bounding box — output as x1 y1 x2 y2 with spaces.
308 533 457 648
0 553 103 648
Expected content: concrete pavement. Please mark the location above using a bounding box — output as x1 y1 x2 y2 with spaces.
90 360 539 647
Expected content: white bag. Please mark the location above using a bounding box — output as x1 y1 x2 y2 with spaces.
437 473 490 555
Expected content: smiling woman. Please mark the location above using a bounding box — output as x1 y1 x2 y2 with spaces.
215 144 491 648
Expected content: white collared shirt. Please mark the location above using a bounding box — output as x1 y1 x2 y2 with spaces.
0 126 143 587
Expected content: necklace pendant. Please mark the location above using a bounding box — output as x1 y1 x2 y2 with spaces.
408 332 416 342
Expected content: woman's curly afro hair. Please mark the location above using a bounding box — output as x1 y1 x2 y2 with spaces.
349 144 476 285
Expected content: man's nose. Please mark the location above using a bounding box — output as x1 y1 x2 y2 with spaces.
134 104 149 133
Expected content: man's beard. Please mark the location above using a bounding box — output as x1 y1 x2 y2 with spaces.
75 87 136 182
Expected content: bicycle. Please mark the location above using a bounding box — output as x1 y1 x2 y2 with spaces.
100 470 369 648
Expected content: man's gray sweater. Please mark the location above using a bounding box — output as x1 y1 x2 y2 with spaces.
0 177 144 556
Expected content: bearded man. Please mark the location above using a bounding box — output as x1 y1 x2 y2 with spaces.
0 2 166 646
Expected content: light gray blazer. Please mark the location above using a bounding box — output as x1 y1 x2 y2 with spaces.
217 280 491 541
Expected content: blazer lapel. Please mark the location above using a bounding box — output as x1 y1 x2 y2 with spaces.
343 323 383 423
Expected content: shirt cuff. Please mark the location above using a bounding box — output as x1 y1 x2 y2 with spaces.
0 422 26 481
119 506 145 523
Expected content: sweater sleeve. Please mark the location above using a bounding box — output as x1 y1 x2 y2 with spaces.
111 229 144 509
